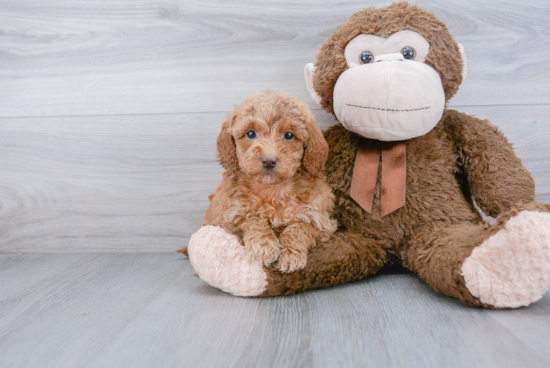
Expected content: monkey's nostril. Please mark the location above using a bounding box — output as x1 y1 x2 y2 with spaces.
261 156 278 169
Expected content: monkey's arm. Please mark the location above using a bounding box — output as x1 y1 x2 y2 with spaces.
443 109 535 217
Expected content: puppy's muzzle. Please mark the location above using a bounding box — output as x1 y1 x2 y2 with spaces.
261 156 278 169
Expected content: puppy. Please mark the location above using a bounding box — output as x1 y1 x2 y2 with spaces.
204 90 337 273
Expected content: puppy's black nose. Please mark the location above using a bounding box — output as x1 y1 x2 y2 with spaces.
261 156 278 169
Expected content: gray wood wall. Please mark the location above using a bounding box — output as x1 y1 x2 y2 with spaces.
1 0 549 252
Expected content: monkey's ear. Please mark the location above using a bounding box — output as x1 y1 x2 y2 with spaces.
302 107 328 176
458 44 468 83
304 63 322 106
216 110 238 171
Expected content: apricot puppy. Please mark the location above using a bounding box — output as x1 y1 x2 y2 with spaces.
204 90 337 273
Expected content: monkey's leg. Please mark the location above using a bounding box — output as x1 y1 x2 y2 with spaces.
402 203 550 308
187 225 393 297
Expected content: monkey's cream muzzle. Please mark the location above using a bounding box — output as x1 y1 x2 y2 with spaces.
332 55 445 141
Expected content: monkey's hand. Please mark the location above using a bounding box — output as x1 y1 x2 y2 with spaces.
444 110 535 217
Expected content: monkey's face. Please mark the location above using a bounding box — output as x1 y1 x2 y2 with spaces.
332 30 445 141
304 4 467 142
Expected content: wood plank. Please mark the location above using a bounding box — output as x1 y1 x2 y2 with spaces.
304 274 550 367
89 269 312 368
0 114 224 252
0 254 101 324
0 254 184 368
0 0 549 118
487 296 550 365
1 254 549 368
0 105 548 252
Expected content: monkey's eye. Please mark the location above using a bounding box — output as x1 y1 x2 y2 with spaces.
246 130 257 139
360 51 374 64
401 46 416 60
283 131 295 141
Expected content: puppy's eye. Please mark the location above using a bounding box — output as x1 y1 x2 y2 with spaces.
284 131 294 141
246 130 257 139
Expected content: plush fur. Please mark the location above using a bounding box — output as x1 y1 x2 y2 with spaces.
313 2 464 115
260 119 547 307
204 90 337 273
188 3 550 308
462 210 550 308
188 225 268 296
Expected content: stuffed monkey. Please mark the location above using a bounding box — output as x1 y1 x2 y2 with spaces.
187 2 550 308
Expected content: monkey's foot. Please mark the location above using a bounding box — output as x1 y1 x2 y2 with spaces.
187 226 268 296
462 210 550 308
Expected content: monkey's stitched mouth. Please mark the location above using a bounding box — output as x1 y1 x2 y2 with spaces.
346 104 430 112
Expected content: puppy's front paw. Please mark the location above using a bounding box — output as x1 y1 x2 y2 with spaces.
244 234 281 267
276 246 307 273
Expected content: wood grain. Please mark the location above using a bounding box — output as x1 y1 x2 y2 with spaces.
303 274 550 367
1 1 549 366
0 0 548 252
0 254 183 368
0 0 549 118
0 105 547 252
1 254 549 368
0 105 548 252
0 114 224 252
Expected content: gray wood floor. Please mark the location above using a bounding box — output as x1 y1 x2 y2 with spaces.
1 1 550 367
0 253 549 368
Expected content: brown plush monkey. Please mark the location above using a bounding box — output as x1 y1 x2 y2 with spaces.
187 3 550 308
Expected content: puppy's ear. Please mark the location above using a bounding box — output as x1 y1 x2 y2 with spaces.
217 110 238 170
302 107 328 176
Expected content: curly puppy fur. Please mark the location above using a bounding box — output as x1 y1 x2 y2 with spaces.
204 90 337 273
